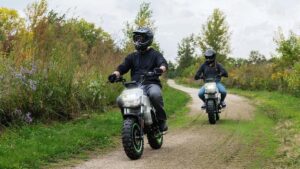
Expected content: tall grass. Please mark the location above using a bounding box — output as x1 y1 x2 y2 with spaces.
0 1 123 126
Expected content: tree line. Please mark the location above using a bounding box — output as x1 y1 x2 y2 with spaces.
171 9 300 97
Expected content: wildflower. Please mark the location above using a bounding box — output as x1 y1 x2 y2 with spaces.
20 63 37 75
29 79 37 91
24 112 33 124
15 73 26 82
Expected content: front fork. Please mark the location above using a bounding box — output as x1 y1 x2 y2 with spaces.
122 108 144 140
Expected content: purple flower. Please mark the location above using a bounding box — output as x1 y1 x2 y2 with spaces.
24 112 33 124
15 73 27 85
29 79 37 91
20 63 37 75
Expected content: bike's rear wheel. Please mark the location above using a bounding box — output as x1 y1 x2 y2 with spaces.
207 100 216 124
122 118 144 160
147 128 163 149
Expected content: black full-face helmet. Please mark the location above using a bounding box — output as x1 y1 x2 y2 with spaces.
132 27 153 51
204 49 216 63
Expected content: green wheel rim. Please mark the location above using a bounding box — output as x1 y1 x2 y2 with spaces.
132 123 143 152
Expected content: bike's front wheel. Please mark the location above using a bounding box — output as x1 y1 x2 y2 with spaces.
122 118 144 160
207 100 216 124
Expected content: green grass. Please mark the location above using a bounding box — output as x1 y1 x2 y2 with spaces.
220 111 278 168
229 89 300 168
0 112 121 169
164 85 191 128
173 78 300 168
0 84 190 169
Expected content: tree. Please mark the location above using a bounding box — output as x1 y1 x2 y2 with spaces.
0 7 25 54
198 9 231 63
274 29 300 69
176 34 196 76
75 19 112 54
122 2 161 54
166 61 177 78
248 50 266 64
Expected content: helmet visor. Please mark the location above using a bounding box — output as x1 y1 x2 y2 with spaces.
133 34 147 43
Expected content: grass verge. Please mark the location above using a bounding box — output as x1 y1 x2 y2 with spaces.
173 78 300 168
0 84 190 169
229 89 300 168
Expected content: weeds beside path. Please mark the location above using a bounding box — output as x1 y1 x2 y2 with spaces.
0 84 190 169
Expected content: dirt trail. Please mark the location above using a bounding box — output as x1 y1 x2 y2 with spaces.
63 80 255 169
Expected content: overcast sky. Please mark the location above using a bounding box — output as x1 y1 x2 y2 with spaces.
1 0 300 61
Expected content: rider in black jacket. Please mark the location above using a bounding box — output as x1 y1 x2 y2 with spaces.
108 27 168 132
194 49 228 108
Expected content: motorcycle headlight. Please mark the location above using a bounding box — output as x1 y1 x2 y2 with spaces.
205 82 217 93
122 93 141 107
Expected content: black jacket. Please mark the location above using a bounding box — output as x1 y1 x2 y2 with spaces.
195 61 228 82
117 48 168 86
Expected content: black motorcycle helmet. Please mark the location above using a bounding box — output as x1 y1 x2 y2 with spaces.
132 27 153 51
204 49 216 63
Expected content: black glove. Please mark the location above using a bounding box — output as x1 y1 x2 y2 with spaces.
194 74 204 80
108 74 117 83
154 68 163 76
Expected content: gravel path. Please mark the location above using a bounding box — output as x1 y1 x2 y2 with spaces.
62 80 255 169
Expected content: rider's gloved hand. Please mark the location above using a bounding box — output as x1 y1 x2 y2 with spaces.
195 74 204 80
108 74 117 83
154 68 163 76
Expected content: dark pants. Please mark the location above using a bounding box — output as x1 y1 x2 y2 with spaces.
142 84 167 121
198 82 227 103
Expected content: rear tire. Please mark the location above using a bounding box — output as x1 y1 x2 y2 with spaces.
207 100 216 124
147 129 163 149
122 118 144 160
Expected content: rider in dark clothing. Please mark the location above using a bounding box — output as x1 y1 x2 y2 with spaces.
117 48 167 87
194 49 228 108
108 27 168 132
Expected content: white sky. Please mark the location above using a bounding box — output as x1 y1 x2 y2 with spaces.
1 0 300 61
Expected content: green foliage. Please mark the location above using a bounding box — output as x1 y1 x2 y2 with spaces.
0 84 190 169
274 30 300 69
176 34 196 76
0 7 25 53
284 62 300 95
225 31 300 96
198 8 231 63
75 19 112 54
176 27 300 97
166 61 177 78
230 89 300 167
0 0 123 125
0 111 122 169
248 50 267 64
224 63 274 90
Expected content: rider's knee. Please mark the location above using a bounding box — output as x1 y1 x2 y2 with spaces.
149 91 162 100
